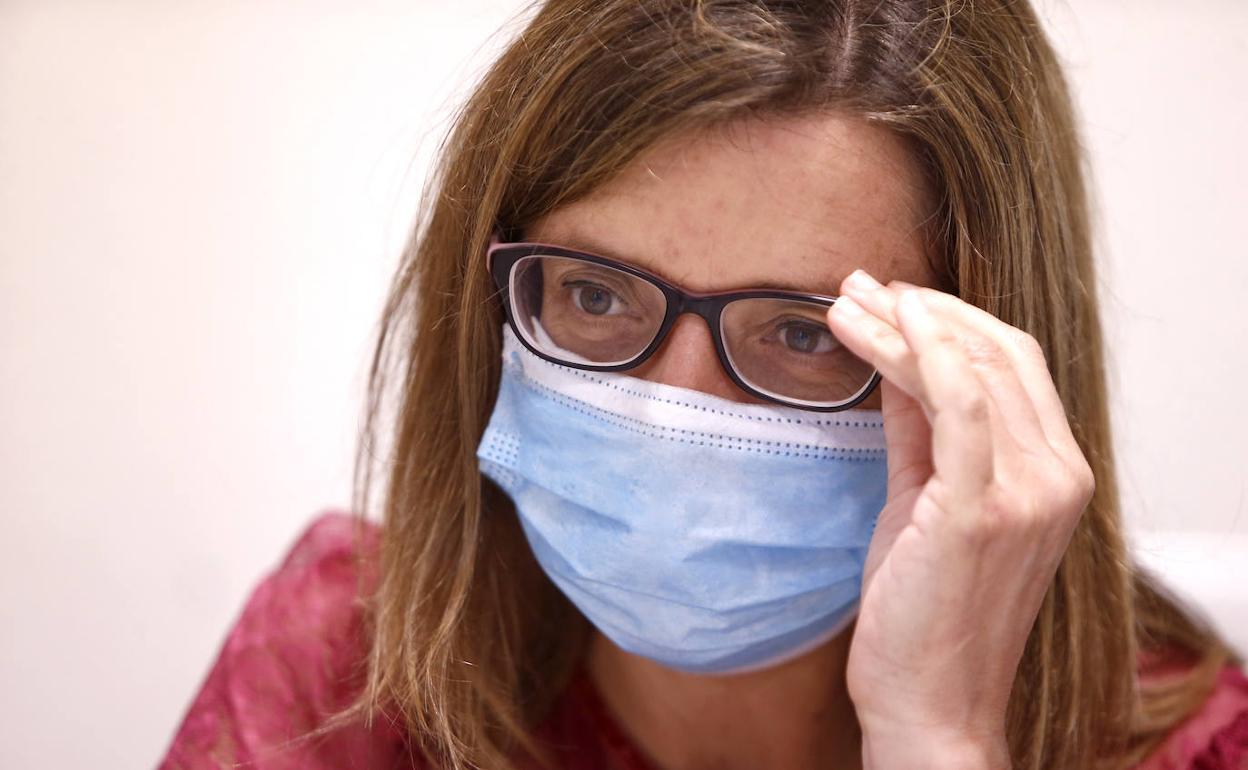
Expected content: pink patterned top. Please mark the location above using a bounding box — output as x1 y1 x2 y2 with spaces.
158 510 1248 770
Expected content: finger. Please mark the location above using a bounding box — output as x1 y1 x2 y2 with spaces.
894 289 996 503
842 271 1048 458
862 380 931 587
879 377 934 503
889 279 1079 459
825 295 926 405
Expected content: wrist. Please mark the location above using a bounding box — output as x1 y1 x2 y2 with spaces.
861 724 1010 770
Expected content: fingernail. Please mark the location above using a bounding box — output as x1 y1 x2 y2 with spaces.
834 295 864 316
846 269 882 292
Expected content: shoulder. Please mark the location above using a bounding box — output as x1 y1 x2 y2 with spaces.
1134 657 1248 770
159 510 419 769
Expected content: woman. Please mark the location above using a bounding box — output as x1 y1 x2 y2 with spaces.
160 1 1247 768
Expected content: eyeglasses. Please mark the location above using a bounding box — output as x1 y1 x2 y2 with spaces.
485 230 881 412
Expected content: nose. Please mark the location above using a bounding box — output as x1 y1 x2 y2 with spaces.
630 314 765 404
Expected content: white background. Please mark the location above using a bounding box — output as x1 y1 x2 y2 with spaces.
1 2 1244 768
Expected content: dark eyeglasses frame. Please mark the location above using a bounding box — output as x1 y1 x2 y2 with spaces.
485 230 881 412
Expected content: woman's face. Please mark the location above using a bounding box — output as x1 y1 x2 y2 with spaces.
524 110 940 411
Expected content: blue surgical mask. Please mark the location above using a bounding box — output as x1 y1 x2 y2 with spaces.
476 324 889 675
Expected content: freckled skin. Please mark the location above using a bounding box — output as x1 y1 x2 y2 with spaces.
526 111 940 412
523 111 941 770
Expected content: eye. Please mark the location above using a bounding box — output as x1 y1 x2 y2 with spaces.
777 320 838 354
567 282 626 316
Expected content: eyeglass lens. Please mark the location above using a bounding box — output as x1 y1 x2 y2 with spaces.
508 254 875 407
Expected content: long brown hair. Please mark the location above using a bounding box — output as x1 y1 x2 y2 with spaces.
314 1 1239 768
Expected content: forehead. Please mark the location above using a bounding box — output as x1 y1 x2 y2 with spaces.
522 111 941 295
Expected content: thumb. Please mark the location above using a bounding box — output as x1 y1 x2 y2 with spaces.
879 377 933 506
861 378 932 585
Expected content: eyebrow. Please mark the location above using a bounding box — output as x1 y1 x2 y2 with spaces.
523 228 842 296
